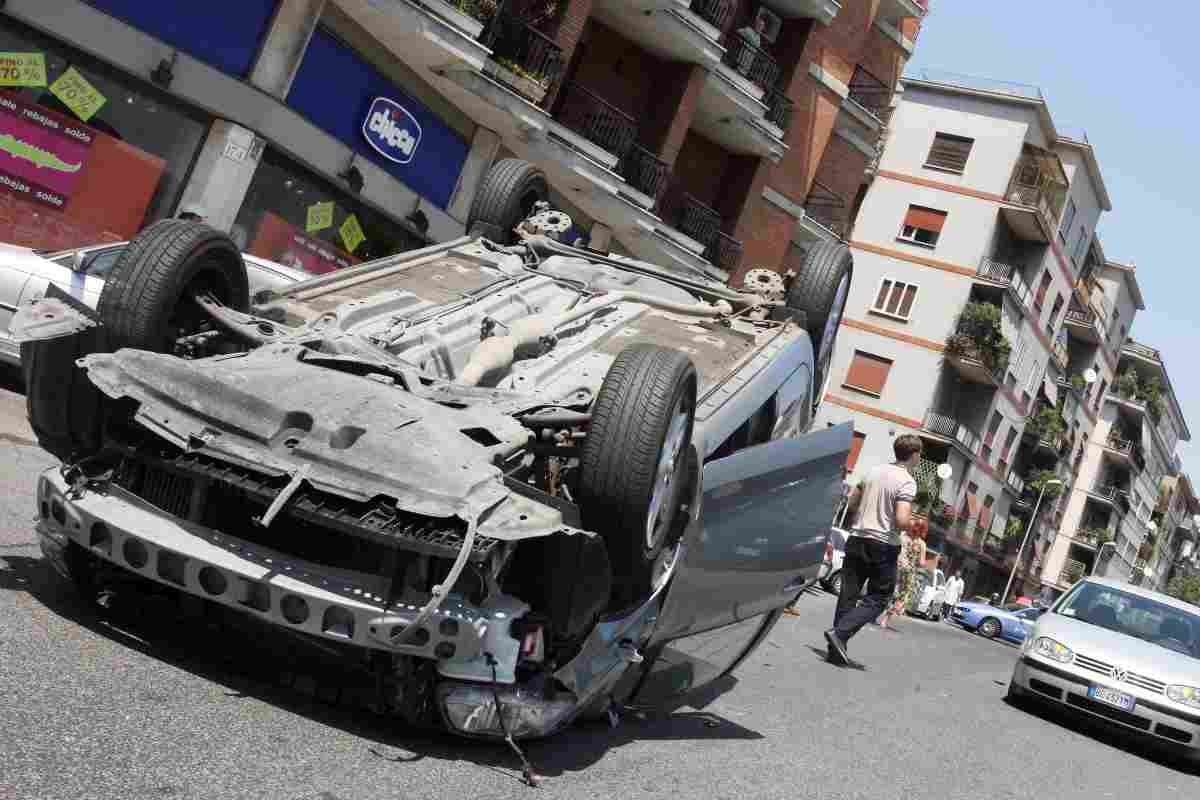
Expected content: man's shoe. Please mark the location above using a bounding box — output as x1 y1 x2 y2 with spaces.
824 629 849 666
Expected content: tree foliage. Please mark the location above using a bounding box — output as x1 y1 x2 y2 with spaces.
1166 575 1200 607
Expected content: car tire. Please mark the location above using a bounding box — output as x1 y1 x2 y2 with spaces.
578 343 698 612
978 617 1001 639
97 219 248 353
466 158 550 245
778 240 852 409
21 291 109 463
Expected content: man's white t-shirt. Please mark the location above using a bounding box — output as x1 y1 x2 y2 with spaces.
850 462 917 547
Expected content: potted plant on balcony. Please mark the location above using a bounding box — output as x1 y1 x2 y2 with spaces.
1070 372 1087 395
1141 376 1166 422
1116 368 1140 401
426 0 495 38
945 301 1011 376
487 56 556 104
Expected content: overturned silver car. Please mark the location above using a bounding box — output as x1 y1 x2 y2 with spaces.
17 159 853 742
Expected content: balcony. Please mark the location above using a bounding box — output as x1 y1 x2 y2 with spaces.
802 181 848 238
690 0 737 30
764 87 797 134
1064 302 1104 344
976 256 1035 315
844 65 891 129
721 32 781 95
1089 482 1131 510
1005 469 1026 497
482 17 565 107
618 144 671 206
1002 144 1068 243
760 0 841 25
943 340 1003 387
591 0 724 70
658 186 745 274
555 82 637 162
943 301 1010 387
1059 560 1086 587
923 411 982 457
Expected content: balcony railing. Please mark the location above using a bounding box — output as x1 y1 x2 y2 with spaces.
1065 303 1096 327
1060 562 1086 586
659 188 740 271
846 65 890 122
924 411 982 456
482 17 564 107
764 87 796 134
722 33 781 94
1006 469 1026 496
977 257 1018 284
689 0 736 30
619 144 670 204
708 231 743 274
803 181 847 238
1125 341 1160 360
1105 433 1134 455
555 82 637 160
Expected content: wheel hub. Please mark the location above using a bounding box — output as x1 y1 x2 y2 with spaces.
645 401 690 551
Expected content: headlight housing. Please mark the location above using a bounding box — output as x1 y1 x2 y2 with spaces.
1166 684 1200 710
1032 637 1074 663
439 683 577 739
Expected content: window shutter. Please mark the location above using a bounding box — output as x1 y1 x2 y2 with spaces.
926 133 974 172
847 431 867 471
844 351 893 395
904 205 947 232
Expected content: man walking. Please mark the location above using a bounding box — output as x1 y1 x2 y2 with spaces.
941 572 963 621
824 434 922 666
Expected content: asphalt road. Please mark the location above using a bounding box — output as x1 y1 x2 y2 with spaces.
2 365 1198 800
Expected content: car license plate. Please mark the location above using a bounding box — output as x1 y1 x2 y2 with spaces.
1088 685 1136 712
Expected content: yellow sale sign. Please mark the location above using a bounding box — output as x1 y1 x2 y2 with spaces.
340 213 365 253
0 53 47 87
305 201 334 233
49 67 106 122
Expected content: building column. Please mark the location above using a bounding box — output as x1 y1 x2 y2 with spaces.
543 0 595 109
445 127 503 224
640 63 709 171
176 121 264 234
176 0 326 228
248 0 328 99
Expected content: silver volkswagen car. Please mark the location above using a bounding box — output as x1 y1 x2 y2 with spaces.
1009 576 1200 760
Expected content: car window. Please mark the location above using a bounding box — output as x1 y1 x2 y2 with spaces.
707 395 778 462
1058 582 1200 660
83 247 124 278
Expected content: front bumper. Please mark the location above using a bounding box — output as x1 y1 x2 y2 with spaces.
35 468 497 665
1012 654 1200 751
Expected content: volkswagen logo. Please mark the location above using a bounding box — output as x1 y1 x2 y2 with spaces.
1111 667 1128 682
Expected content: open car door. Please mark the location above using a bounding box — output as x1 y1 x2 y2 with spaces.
632 421 852 704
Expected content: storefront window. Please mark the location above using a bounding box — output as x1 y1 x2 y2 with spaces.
234 147 428 275
0 20 209 251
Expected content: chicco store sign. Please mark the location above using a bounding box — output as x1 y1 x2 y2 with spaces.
362 97 421 165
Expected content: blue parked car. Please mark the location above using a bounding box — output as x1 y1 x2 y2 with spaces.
950 602 1047 642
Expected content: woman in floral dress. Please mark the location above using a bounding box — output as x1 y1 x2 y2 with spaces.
879 518 928 629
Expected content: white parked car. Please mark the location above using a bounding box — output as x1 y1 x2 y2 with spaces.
1 239 308 366
818 526 849 596
911 567 947 619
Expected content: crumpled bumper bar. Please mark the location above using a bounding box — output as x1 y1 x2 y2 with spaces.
36 469 490 663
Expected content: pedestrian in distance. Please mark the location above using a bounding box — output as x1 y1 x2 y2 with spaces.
824 434 922 667
941 571 964 621
878 516 927 630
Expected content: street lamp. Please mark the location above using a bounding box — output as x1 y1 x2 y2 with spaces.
1002 478 1063 605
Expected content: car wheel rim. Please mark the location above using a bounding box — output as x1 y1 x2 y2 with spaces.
816 272 849 399
646 397 691 552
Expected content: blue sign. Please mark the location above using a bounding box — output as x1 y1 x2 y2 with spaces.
288 29 469 210
363 98 421 165
84 0 280 78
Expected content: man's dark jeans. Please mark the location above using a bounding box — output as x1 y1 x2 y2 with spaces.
833 535 899 643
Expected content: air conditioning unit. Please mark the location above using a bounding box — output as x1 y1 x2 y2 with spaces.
755 6 783 43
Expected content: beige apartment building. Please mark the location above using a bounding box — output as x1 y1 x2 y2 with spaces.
810 71 1195 600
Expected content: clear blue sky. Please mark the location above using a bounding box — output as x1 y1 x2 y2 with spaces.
906 1 1200 480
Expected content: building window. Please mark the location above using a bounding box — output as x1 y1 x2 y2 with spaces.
1072 227 1089 265
1048 293 1064 335
1059 197 1076 242
847 431 867 472
925 132 974 173
981 495 995 531
235 147 427 274
1034 270 1052 309
843 351 893 397
899 205 946 248
871 278 919 320
1001 427 1019 467
984 411 1002 447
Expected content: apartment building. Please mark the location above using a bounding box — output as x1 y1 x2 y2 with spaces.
814 72 1127 598
1041 341 1196 597
323 0 927 282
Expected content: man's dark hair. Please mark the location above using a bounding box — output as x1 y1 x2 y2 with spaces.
893 434 923 462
